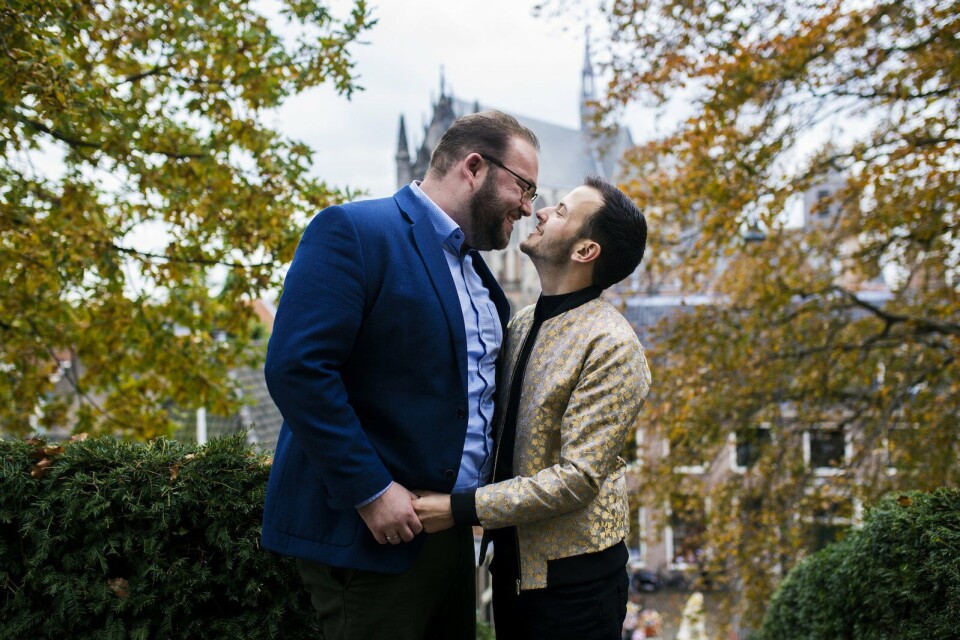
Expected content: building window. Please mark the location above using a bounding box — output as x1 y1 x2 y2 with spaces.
804 425 849 475
730 425 772 473
667 495 705 568
815 189 831 217
805 497 858 551
635 506 648 568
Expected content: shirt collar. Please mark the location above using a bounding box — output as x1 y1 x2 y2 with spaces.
409 180 467 256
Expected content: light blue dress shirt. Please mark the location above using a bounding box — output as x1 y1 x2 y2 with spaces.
410 181 500 491
356 183 501 507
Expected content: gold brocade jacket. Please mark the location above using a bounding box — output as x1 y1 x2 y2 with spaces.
476 298 651 590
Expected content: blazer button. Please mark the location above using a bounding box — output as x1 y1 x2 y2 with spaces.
456 408 467 419
444 469 456 481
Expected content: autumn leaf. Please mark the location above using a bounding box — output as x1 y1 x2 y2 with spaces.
107 577 130 599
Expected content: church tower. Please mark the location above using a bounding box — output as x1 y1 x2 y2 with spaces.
421 68 457 156
580 27 597 131
395 115 412 189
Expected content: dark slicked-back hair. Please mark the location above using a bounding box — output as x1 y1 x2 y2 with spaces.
428 110 539 176
579 175 648 289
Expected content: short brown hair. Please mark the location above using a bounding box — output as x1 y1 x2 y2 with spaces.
428 110 539 176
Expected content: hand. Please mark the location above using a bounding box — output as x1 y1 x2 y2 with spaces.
412 490 455 533
357 482 423 545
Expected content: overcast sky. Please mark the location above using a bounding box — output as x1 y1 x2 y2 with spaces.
265 0 628 199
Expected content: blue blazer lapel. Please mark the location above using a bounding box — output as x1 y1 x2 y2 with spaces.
395 187 469 397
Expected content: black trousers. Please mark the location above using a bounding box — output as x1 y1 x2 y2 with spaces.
492 568 629 640
296 526 476 640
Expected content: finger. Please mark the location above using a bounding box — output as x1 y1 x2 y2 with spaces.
387 531 402 545
398 525 417 543
409 516 424 535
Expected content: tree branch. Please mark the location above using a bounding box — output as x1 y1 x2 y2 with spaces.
833 286 960 337
114 62 176 87
14 113 205 159
826 84 960 101
109 243 273 269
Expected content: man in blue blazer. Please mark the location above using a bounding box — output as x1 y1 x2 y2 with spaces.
262 110 540 639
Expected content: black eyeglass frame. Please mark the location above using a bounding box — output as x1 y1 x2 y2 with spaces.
478 153 538 203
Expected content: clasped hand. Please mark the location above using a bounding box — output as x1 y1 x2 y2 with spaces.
412 490 454 534
357 483 455 545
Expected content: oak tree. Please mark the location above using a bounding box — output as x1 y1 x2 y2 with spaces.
0 1 374 438
545 0 960 628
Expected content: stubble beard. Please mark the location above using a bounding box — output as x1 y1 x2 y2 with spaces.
521 231 577 269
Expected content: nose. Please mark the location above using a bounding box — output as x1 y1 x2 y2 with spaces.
534 207 548 223
519 197 535 217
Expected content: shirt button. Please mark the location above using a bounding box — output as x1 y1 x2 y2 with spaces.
456 408 466 419
444 469 456 480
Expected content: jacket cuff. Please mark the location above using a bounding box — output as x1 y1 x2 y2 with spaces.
451 490 480 526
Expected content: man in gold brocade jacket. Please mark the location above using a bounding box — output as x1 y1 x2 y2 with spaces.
415 176 651 640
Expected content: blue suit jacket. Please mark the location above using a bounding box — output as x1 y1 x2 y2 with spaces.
261 185 509 573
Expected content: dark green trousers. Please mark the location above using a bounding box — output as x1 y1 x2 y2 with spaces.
296 526 476 640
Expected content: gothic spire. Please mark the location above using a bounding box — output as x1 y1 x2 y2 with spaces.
581 26 596 130
396 115 409 159
395 115 412 189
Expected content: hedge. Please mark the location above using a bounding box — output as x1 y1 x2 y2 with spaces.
759 488 960 639
0 434 316 639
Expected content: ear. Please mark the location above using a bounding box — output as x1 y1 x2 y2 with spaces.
462 152 485 188
571 239 601 264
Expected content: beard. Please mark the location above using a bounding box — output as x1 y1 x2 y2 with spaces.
467 173 514 251
521 228 577 267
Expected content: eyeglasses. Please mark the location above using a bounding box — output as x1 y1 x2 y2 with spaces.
479 153 538 203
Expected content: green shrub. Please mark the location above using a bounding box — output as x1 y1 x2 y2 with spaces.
759 488 960 640
0 434 316 639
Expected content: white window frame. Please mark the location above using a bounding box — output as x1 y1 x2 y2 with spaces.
665 496 709 570
801 493 862 550
633 425 645 470
803 424 851 476
636 506 648 568
729 423 772 474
